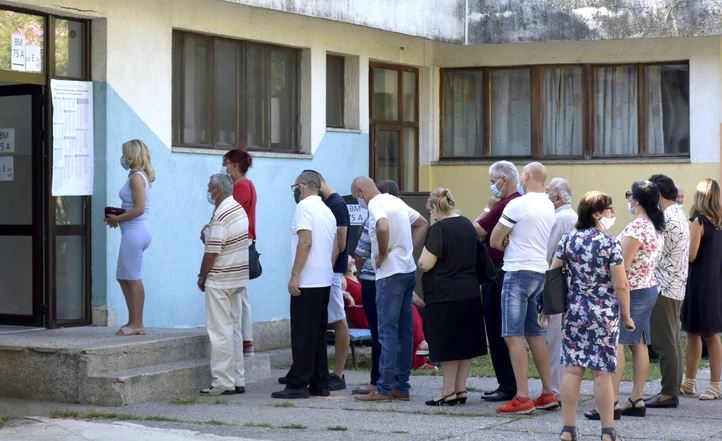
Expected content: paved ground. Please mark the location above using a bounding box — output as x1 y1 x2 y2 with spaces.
0 366 720 441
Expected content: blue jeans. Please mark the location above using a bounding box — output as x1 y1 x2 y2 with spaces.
375 271 415 395
501 270 545 337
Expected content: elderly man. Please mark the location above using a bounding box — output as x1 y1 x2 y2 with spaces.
474 160 521 402
490 162 557 414
644 174 690 408
352 176 428 402
544 177 578 398
197 173 250 396
272 170 338 399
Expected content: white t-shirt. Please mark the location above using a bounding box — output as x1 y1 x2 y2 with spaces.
290 195 336 288
367 193 421 280
498 191 555 273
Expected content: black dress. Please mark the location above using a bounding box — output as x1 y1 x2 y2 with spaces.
422 216 487 362
681 214 722 336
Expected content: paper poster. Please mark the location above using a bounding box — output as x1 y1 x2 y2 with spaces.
24 46 41 73
11 34 25 71
347 204 367 226
50 80 94 196
0 157 14 181
0 129 14 153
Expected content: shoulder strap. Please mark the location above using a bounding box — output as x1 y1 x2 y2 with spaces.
132 171 150 187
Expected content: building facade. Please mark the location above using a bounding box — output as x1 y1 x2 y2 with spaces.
0 0 720 340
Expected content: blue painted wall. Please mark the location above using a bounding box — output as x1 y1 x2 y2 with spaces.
93 82 369 327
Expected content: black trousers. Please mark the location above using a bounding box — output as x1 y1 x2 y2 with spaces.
361 279 381 385
481 264 517 395
286 286 330 390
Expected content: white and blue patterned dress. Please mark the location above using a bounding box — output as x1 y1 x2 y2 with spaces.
555 228 624 372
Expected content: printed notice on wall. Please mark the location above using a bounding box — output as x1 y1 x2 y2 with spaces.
0 157 14 181
50 79 94 196
0 129 14 153
11 34 25 71
347 204 367 226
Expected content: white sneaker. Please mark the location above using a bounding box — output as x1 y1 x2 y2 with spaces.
200 385 235 396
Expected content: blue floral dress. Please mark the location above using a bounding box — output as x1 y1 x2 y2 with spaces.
555 228 624 372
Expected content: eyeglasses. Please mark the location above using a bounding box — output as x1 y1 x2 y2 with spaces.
624 190 632 198
605 206 615 213
291 182 305 192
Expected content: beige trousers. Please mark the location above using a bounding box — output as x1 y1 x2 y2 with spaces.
205 285 246 390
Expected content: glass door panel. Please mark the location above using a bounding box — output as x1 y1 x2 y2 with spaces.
403 128 416 191
374 127 400 185
0 236 32 315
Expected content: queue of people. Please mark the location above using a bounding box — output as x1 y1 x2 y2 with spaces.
105 141 722 440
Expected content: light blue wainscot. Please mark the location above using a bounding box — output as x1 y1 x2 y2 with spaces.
92 82 369 328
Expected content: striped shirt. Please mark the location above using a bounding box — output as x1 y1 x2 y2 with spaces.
205 196 250 289
354 219 376 281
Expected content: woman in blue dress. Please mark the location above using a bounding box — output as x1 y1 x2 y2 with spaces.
549 191 635 441
105 139 155 336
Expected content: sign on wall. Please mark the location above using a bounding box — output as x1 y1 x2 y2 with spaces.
0 129 15 153
11 34 25 71
50 79 94 196
0 157 14 181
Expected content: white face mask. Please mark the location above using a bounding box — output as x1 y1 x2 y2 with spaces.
599 216 616 231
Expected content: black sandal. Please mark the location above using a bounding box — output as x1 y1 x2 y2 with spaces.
619 397 646 417
454 390 468 405
584 400 621 420
425 392 457 406
601 427 624 440
559 425 579 441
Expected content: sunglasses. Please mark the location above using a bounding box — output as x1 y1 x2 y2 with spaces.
625 190 632 198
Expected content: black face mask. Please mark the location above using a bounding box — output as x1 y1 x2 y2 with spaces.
293 187 301 204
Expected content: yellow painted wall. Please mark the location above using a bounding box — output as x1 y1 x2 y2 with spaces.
425 163 719 236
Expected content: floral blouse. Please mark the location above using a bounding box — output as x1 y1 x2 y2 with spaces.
618 217 663 290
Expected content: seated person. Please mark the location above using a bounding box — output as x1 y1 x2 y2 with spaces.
342 256 369 329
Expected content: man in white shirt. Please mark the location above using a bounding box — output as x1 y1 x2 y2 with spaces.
272 171 338 399
544 177 578 398
490 162 557 414
351 176 428 402
197 173 250 396
644 174 690 408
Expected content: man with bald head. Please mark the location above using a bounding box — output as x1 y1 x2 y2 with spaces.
544 177 578 398
490 162 557 414
351 176 428 402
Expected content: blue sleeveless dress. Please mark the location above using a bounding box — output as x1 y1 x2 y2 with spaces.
117 171 151 280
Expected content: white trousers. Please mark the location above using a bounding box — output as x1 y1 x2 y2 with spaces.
544 313 563 394
241 287 253 341
205 285 246 389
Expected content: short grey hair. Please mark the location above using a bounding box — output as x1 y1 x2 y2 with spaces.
548 177 572 203
209 173 233 196
296 170 322 191
489 161 519 187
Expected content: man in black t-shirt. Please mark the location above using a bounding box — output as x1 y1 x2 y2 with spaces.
316 173 351 391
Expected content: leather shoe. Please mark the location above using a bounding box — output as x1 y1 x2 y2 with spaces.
481 390 514 402
484 388 500 396
644 393 679 408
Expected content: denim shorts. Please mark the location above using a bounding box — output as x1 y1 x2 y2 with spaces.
618 286 659 345
501 270 546 337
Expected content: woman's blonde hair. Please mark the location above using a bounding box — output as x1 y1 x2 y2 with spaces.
690 178 722 228
122 139 156 182
426 187 456 214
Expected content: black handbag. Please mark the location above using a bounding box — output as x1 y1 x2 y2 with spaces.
475 241 497 284
249 240 262 279
543 265 568 314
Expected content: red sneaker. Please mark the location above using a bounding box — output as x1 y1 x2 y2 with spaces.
533 392 560 410
496 396 535 414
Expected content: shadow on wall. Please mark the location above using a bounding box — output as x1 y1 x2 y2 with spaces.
93 83 370 328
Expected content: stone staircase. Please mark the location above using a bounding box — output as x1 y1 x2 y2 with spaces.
0 327 271 406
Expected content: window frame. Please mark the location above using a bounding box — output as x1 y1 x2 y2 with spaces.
439 61 690 160
172 30 301 153
325 54 345 128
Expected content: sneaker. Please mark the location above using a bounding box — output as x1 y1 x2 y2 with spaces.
354 390 392 402
328 374 346 391
200 385 235 396
234 386 245 394
309 386 330 397
496 396 535 414
271 387 310 399
352 384 374 395
416 362 438 371
533 392 560 410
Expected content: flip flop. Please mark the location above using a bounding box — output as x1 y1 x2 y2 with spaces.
116 326 146 336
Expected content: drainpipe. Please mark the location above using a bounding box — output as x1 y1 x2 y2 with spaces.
464 0 469 45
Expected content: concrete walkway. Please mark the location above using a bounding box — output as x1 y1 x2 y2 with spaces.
0 368 720 441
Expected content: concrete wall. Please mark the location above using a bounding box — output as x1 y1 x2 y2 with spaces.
468 0 722 44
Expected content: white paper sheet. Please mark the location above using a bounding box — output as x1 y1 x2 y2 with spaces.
50 80 94 196
24 45 41 73
11 34 26 71
0 129 15 153
0 157 14 181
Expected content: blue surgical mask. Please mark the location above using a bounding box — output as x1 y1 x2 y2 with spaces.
120 157 130 170
627 201 636 214
357 197 368 210
489 182 503 199
517 183 525 196
207 191 215 205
